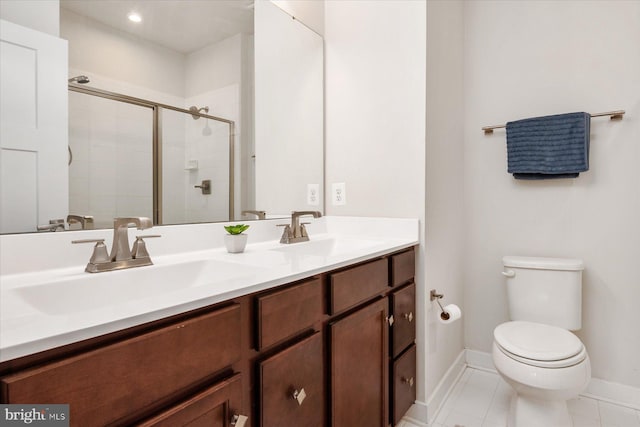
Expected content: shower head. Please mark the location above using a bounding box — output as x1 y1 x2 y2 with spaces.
68 75 90 84
189 106 209 120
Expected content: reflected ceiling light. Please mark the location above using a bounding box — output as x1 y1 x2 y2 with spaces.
127 12 142 23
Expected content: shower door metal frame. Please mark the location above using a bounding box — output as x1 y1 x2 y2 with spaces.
68 84 235 225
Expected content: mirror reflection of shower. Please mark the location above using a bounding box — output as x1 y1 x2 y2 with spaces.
68 75 90 84
189 105 212 136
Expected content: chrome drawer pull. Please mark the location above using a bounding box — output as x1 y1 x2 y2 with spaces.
402 376 414 387
403 312 413 323
292 387 307 405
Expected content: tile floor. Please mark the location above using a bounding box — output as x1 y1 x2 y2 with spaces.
399 367 640 427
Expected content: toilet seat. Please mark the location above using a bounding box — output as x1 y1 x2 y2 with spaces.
494 321 586 368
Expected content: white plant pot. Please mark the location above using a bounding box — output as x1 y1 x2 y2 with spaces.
224 233 248 253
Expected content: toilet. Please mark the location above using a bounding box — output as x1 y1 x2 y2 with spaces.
492 256 591 427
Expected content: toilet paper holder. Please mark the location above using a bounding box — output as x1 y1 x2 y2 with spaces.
430 289 450 320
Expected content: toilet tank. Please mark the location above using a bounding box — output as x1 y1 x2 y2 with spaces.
502 256 584 330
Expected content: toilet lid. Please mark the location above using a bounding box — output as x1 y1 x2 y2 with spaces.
494 321 584 362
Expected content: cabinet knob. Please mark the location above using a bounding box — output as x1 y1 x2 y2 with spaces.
403 311 414 323
386 315 395 326
402 376 414 387
292 387 307 405
230 414 248 427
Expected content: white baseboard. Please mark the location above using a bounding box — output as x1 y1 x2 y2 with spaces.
401 401 428 427
583 377 640 410
463 349 640 411
423 350 467 424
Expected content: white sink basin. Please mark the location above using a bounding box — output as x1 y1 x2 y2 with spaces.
12 259 263 315
269 237 384 257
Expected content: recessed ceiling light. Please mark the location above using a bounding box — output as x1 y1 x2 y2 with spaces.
127 12 142 23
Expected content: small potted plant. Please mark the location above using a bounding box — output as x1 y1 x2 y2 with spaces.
223 224 250 253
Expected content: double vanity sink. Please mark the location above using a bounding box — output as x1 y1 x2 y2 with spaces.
0 216 419 362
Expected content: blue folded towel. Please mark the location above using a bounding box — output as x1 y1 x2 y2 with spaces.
506 112 590 180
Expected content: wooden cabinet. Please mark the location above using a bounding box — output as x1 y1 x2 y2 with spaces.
139 374 244 427
1 304 241 426
1 247 416 427
330 298 389 427
390 250 415 287
259 333 324 427
391 283 416 358
329 258 388 315
390 281 417 425
392 345 417 426
255 277 322 350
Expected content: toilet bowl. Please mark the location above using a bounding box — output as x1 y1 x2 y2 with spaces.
492 321 591 427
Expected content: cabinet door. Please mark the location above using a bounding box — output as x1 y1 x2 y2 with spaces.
330 298 388 427
391 283 416 358
392 345 416 426
139 374 246 427
259 332 324 427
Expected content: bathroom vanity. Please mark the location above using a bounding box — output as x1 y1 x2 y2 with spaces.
0 217 418 427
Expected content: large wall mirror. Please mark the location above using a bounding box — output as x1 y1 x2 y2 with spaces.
0 0 323 233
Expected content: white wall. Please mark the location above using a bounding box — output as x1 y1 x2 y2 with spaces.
0 0 59 37
324 0 428 407
463 0 640 389
271 0 324 36
61 8 185 99
255 0 324 215
425 0 465 406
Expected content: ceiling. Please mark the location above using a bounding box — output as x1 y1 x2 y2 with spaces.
60 0 254 54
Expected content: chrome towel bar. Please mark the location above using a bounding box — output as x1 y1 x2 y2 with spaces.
482 110 625 135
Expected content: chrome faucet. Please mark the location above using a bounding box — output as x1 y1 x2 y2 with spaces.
278 211 322 244
242 210 266 220
72 217 160 273
111 217 153 261
37 219 65 232
67 214 94 230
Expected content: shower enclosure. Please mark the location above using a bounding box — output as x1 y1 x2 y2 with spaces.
68 85 234 229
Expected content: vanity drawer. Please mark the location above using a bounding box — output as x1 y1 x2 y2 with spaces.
139 373 244 427
329 258 389 315
259 332 324 427
392 345 417 426
390 249 415 287
256 277 322 350
0 304 241 427
391 283 416 358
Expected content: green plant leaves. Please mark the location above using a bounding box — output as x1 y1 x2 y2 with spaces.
224 224 250 235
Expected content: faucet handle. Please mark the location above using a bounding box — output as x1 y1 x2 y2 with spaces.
277 224 293 244
132 235 161 259
72 239 110 264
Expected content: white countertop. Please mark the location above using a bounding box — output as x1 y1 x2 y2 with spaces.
0 216 419 362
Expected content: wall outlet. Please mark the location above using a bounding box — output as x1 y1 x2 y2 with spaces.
332 182 346 206
307 183 320 206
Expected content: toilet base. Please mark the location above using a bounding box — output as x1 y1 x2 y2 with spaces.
507 393 572 427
